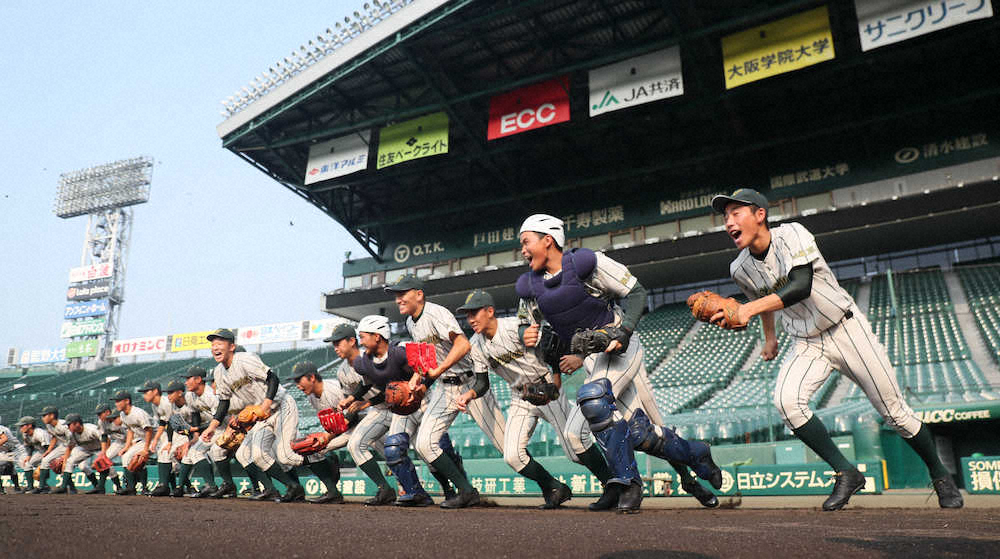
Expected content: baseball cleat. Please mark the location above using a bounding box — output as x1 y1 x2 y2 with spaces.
189 485 217 498
209 481 237 499
170 487 186 497
150 485 171 497
395 492 434 507
308 489 345 504
115 488 137 496
249 489 281 502
932 477 964 509
681 478 719 508
440 488 480 509
279 484 306 503
617 481 643 514
822 469 866 511
85 487 106 495
50 485 69 494
31 486 50 494
364 485 397 506
539 483 572 510
588 483 622 511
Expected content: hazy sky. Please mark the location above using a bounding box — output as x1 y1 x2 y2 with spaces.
0 2 366 356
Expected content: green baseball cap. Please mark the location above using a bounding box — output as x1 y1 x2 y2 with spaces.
137 380 161 393
384 273 423 293
206 328 236 342
65 413 84 424
291 361 318 381
323 323 357 344
40 405 59 416
165 380 186 393
457 289 495 312
711 188 769 214
95 403 112 416
183 366 208 379
111 390 132 401
15 416 36 427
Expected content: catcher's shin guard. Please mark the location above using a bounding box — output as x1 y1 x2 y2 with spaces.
384 433 427 498
628 408 721 488
578 379 640 487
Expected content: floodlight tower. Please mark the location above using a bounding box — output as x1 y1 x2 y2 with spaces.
54 157 153 364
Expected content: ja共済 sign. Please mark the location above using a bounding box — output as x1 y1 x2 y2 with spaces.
588 46 684 117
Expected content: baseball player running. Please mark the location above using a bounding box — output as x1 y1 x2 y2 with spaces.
387 275 507 509
710 188 962 510
459 289 617 509
348 315 436 506
517 214 722 513
164 379 202 496
182 366 235 498
199 328 306 503
95 403 126 493
0 422 28 493
291 360 364 504
60 413 103 494
16 416 52 493
112 390 154 495
40 406 74 493
140 380 179 496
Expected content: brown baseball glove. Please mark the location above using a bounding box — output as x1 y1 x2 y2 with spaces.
290 432 330 455
49 455 65 474
215 426 245 452
173 443 188 462
687 290 747 329
236 404 270 429
92 453 113 473
384 381 422 415
126 452 148 472
33 467 41 481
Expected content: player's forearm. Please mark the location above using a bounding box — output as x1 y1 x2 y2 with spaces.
761 311 777 342
744 294 785 320
142 431 153 452
430 335 471 378
618 282 647 332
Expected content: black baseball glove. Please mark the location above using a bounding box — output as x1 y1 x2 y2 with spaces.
521 382 560 406
569 325 631 355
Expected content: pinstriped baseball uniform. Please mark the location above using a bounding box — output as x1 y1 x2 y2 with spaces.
120 406 153 469
214 351 302 470
97 416 127 460
0 425 28 470
22 427 52 469
150 396 178 465
407 302 505 462
185 384 230 462
306 379 356 454
730 222 921 436
65 423 103 474
470 317 593 472
339 357 398 465
522 253 667 448
43 420 71 469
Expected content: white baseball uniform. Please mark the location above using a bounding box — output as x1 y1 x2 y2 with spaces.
214 351 301 471
470 317 592 472
178 387 215 465
520 253 666 445
406 301 505 462
21 427 52 469
306 378 361 456
65 423 103 474
186 384 231 462
97 416 127 460
729 222 921 436
150 395 179 465
43 420 71 469
339 357 391 465
119 405 154 468
0 425 28 469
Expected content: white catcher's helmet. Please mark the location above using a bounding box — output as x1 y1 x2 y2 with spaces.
519 214 565 248
357 315 391 340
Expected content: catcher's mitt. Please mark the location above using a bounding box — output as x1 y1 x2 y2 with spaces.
384 381 422 415
126 452 148 472
168 414 193 436
236 404 269 428
686 290 746 329
49 456 65 474
92 453 113 473
521 382 560 406
214 427 245 452
290 432 329 455
318 408 349 435
569 325 631 355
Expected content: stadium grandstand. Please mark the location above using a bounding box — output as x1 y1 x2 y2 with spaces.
6 0 1000 495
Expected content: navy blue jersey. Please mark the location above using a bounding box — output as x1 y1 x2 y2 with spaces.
352 344 413 390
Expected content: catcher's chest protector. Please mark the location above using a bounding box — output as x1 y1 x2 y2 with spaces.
517 248 615 340
353 346 412 389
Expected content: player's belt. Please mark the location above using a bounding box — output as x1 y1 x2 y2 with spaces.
441 371 473 385
843 310 854 320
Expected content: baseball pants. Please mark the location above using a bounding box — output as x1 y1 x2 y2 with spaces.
39 444 68 469
774 305 922 437
65 446 100 474
346 404 394 465
413 376 505 463
235 394 302 471
504 394 590 472
105 440 126 461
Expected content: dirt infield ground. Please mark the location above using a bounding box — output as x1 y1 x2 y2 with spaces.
2 494 999 558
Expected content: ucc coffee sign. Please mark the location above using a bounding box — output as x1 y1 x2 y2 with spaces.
487 76 570 140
